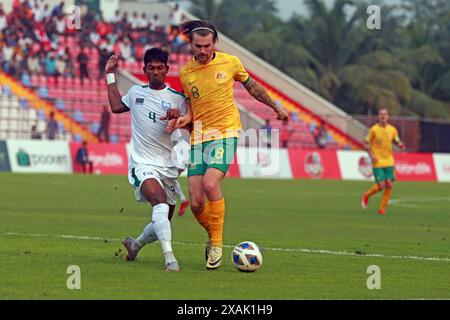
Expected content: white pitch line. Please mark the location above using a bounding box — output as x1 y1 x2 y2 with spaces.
1 232 449 263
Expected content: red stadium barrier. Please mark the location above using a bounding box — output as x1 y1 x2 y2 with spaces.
288 149 341 180
69 143 128 175
226 155 241 178
394 153 437 181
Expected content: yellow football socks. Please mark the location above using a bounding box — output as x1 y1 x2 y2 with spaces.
193 205 211 238
380 188 392 211
366 184 381 197
208 198 225 247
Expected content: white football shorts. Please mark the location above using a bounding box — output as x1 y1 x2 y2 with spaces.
128 165 177 205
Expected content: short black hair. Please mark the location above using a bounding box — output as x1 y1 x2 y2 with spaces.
144 48 169 67
181 20 218 42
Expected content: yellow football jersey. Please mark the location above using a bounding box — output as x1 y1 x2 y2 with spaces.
365 123 400 168
180 52 250 145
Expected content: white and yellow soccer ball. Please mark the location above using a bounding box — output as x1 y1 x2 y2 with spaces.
231 241 263 272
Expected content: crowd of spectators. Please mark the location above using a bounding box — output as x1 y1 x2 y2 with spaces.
0 0 189 86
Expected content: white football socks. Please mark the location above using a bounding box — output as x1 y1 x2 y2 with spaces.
135 222 158 250
152 203 174 257
174 180 186 202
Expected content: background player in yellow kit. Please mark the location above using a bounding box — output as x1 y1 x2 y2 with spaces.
362 108 405 215
172 20 289 269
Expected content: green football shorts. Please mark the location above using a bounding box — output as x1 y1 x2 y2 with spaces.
373 166 396 183
188 138 238 177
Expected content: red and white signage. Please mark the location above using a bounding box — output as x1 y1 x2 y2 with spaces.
337 150 373 181
433 154 450 182
394 153 436 181
226 155 241 178
288 149 341 179
6 139 450 183
236 147 292 179
70 143 128 174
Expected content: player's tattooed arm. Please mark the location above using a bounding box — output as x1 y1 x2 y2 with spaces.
243 78 289 121
106 52 129 114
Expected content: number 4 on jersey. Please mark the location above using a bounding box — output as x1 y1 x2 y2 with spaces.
149 112 156 123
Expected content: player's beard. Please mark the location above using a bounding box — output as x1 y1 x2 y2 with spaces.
197 53 211 64
149 79 165 90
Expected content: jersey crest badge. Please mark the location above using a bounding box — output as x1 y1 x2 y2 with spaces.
161 101 172 111
216 72 227 80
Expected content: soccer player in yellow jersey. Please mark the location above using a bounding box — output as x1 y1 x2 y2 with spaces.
170 20 289 269
362 108 405 215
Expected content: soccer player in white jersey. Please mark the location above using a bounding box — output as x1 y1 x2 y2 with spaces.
106 48 191 272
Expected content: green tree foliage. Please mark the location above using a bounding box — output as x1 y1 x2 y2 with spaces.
188 0 450 119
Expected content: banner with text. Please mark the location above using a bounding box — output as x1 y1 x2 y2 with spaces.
7 140 72 173
394 153 437 181
70 142 128 174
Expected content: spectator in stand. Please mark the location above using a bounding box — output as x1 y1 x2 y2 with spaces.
130 12 139 30
52 1 65 18
27 54 42 74
44 53 58 83
8 55 21 78
75 141 94 174
46 111 58 140
97 105 111 143
2 42 14 72
20 69 31 87
138 13 148 31
0 9 7 32
280 120 293 148
314 120 328 149
149 14 161 32
260 119 273 148
31 124 41 139
118 37 133 62
55 53 66 82
110 10 121 24
54 14 66 35
77 47 89 84
63 48 74 78
42 4 51 22
98 47 110 81
171 33 189 54
170 4 183 31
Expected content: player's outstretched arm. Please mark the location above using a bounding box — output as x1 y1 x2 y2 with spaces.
106 52 129 114
243 78 289 121
395 140 406 151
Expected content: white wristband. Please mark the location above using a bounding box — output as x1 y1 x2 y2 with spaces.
106 73 116 85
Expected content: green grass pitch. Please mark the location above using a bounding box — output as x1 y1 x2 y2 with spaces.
0 173 449 299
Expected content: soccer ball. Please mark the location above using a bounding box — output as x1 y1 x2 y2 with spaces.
231 241 263 272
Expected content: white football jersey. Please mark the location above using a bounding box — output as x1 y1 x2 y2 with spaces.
122 85 187 178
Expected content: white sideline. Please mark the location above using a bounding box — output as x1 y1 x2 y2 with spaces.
1 232 449 263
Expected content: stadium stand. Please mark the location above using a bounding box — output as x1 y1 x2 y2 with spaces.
0 1 362 149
